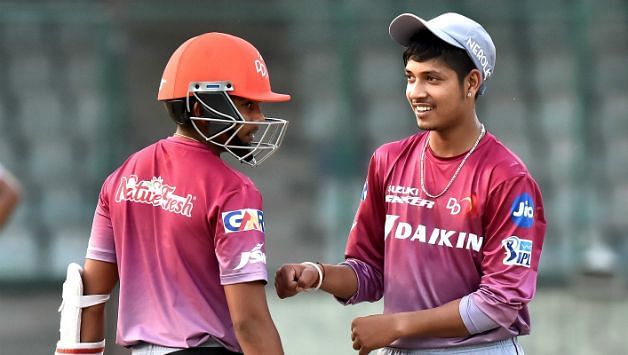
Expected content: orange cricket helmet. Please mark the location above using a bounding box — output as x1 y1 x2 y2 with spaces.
157 32 290 102
157 32 290 167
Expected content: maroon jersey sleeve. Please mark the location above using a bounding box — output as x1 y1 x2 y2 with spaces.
343 153 387 303
472 173 546 329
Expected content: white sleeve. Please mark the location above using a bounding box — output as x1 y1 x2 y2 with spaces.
459 294 500 334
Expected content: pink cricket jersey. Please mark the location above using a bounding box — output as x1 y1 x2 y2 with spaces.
343 131 546 349
86 136 269 352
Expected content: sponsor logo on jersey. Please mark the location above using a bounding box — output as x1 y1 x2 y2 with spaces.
446 196 475 215
115 176 194 217
222 209 265 234
361 181 368 201
510 193 534 228
384 214 483 251
502 236 532 268
385 185 435 209
234 243 266 270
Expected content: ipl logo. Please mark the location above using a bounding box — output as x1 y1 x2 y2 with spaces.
502 236 532 268
510 193 534 228
361 181 368 201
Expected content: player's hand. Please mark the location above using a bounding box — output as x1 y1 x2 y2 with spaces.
351 314 402 355
274 263 320 299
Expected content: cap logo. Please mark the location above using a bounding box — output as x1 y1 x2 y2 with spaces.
254 59 268 78
465 37 493 79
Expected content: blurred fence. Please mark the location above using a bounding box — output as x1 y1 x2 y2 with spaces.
0 0 626 354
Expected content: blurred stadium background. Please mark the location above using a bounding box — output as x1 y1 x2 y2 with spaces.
0 0 626 354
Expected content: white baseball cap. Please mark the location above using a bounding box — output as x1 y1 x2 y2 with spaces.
389 12 496 95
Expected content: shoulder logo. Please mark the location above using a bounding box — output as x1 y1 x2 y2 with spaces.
222 209 265 234
361 181 368 201
115 175 194 217
502 236 532 267
510 193 534 228
234 243 266 270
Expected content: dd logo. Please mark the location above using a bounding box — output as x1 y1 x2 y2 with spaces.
254 59 268 77
446 198 461 215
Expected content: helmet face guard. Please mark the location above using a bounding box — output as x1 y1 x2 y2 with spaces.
186 81 289 167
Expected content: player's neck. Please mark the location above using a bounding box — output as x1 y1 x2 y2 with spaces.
427 117 484 157
173 128 222 155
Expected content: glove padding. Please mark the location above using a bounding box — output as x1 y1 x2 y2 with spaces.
55 263 110 355
55 339 105 355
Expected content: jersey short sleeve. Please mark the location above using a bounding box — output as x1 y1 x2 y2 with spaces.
86 176 116 263
214 184 268 285
472 174 546 329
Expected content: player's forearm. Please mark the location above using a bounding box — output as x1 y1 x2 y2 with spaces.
233 316 284 355
319 264 358 300
80 259 118 342
395 298 470 338
80 304 106 342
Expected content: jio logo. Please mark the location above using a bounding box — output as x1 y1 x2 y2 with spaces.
510 193 534 228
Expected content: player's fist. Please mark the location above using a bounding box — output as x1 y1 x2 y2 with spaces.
274 263 320 299
351 314 402 355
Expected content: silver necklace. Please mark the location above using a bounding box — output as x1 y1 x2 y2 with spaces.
173 132 201 142
420 124 486 199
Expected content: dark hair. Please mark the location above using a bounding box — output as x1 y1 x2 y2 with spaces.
403 29 476 86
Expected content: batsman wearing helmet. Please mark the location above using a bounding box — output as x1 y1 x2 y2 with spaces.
54 33 289 355
275 12 546 355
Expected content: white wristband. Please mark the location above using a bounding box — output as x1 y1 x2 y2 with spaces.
301 262 324 291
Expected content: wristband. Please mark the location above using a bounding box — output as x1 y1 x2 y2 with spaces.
301 262 324 291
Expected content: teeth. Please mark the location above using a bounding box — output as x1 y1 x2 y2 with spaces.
414 105 432 112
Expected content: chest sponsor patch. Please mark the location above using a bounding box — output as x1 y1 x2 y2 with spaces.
510 193 534 228
384 214 484 252
502 236 532 268
222 209 265 234
385 185 435 209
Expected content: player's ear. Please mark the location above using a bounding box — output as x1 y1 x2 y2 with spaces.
465 69 482 98
191 101 202 116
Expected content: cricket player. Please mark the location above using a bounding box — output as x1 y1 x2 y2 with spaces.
275 12 546 355
0 161 21 230
54 32 290 355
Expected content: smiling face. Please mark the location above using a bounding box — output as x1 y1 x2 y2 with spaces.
405 57 470 131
